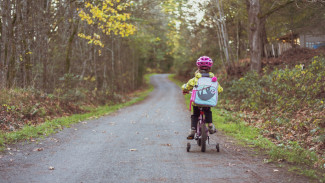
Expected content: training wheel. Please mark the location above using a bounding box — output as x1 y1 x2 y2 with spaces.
187 143 191 152
216 143 220 152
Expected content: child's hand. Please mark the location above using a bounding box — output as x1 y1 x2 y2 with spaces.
183 91 189 95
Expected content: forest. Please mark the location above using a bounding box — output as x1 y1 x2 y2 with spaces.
0 0 325 179
1 0 324 92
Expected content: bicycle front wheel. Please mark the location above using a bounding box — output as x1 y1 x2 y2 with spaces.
200 123 207 152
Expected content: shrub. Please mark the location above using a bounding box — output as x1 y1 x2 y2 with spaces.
226 56 325 113
223 56 325 168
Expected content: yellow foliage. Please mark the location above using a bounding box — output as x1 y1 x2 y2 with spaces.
78 33 104 47
78 0 136 47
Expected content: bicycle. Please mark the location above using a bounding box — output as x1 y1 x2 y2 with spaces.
186 107 220 153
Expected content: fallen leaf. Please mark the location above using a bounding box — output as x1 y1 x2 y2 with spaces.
51 138 59 142
33 148 44 152
161 144 172 147
277 159 284 162
263 159 270 163
129 149 137 151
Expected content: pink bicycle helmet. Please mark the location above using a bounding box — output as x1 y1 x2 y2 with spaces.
196 56 213 68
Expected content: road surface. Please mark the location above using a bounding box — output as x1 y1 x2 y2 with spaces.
0 74 314 183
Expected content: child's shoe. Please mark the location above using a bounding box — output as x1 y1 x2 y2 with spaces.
187 127 196 139
208 125 217 134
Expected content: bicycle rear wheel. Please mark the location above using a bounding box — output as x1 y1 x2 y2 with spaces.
200 123 207 152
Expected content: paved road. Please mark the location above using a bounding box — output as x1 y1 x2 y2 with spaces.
0 74 314 183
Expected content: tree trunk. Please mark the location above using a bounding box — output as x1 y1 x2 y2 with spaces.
248 0 262 72
0 0 8 88
65 19 79 74
215 0 231 66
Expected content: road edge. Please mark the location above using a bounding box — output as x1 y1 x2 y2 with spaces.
0 73 156 151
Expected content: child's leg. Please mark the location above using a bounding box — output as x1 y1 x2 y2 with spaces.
191 106 200 129
187 106 200 139
203 107 212 125
204 107 216 134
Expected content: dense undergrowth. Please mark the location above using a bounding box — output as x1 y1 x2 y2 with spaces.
0 88 126 132
222 56 325 169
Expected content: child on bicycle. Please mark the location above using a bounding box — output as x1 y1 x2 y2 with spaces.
182 56 223 139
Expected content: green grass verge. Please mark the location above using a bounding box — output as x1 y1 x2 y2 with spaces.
168 74 325 182
0 73 155 150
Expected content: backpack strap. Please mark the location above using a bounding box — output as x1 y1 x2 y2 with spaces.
189 90 196 111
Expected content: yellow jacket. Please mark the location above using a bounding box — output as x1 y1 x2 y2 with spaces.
182 72 223 93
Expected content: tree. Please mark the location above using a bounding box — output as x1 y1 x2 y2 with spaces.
246 0 296 72
247 0 262 72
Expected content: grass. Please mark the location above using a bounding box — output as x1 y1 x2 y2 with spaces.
0 73 155 150
169 74 325 182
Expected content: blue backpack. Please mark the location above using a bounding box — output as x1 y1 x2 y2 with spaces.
190 75 218 110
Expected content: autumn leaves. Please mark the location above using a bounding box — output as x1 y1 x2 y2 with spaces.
78 0 136 48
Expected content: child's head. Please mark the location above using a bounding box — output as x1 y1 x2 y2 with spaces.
196 56 213 70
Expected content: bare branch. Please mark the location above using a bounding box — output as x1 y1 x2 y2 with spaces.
259 0 295 19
